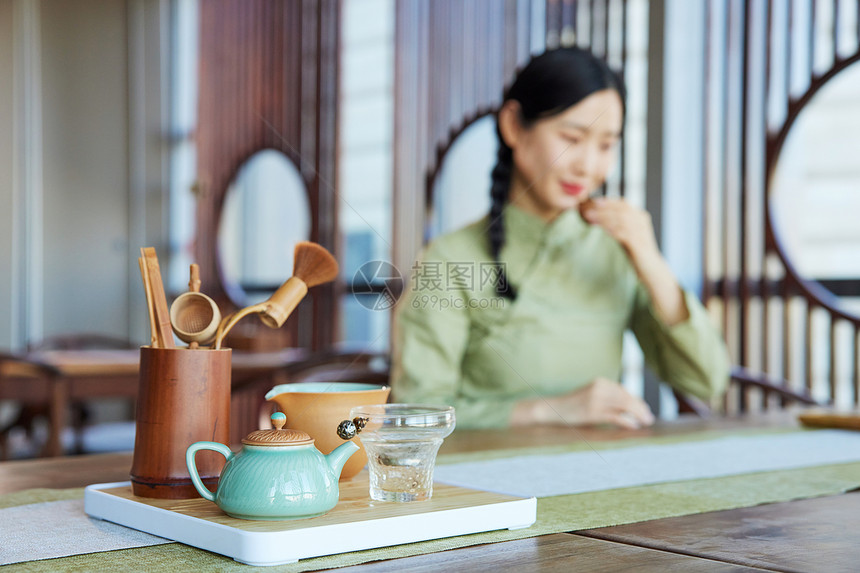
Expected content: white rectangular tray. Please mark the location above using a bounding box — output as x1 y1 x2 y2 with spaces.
84 476 536 566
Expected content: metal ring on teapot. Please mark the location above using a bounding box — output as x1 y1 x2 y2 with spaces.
336 417 368 440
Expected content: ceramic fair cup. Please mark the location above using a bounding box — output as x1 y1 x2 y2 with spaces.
264 382 391 480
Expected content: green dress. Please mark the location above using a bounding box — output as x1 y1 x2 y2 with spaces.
391 204 730 429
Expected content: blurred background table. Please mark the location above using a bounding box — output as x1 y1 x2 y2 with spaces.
2 348 309 457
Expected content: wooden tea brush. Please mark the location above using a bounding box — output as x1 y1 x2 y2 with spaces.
214 241 339 349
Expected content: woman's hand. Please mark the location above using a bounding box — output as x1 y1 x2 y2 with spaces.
511 377 656 429
580 198 689 326
579 197 660 272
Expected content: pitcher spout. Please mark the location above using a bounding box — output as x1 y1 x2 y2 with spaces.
326 441 360 478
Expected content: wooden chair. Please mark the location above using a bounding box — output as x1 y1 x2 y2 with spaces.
675 366 820 417
0 352 61 459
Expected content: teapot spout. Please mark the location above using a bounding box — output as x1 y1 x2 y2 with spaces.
326 441 360 478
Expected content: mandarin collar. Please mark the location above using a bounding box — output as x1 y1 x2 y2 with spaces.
503 203 589 249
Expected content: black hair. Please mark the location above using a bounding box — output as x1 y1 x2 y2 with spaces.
489 47 626 299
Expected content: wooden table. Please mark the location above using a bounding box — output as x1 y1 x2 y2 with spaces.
578 491 860 572
1 413 855 571
4 348 308 456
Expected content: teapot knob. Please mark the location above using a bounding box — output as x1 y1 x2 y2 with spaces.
271 411 287 431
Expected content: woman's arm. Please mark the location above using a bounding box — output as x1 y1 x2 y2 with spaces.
580 198 688 326
630 286 731 400
580 198 730 399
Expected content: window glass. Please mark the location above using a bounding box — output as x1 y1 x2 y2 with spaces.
428 116 495 240
219 150 311 306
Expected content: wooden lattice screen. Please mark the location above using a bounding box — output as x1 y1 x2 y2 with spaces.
702 0 860 412
195 0 340 351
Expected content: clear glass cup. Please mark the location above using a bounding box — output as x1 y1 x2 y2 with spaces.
348 404 455 502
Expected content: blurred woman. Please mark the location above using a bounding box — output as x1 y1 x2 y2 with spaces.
391 47 730 429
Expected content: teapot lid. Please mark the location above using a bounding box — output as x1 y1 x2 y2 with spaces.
242 412 314 446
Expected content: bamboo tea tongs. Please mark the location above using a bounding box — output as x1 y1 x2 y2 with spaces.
139 247 175 349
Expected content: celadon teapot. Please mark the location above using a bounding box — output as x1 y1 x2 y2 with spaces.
186 412 359 520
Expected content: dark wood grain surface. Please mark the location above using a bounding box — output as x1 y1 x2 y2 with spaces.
439 409 802 454
336 534 772 572
578 491 860 573
0 452 132 494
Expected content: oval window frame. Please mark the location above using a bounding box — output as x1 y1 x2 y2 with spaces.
217 149 312 307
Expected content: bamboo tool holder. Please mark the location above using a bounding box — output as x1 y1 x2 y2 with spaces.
131 346 231 498
214 242 338 349
169 263 221 349
140 247 175 349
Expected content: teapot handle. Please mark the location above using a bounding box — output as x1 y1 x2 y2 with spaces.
186 441 234 502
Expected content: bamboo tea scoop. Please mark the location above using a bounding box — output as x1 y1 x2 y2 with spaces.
214 242 338 349
169 263 221 349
